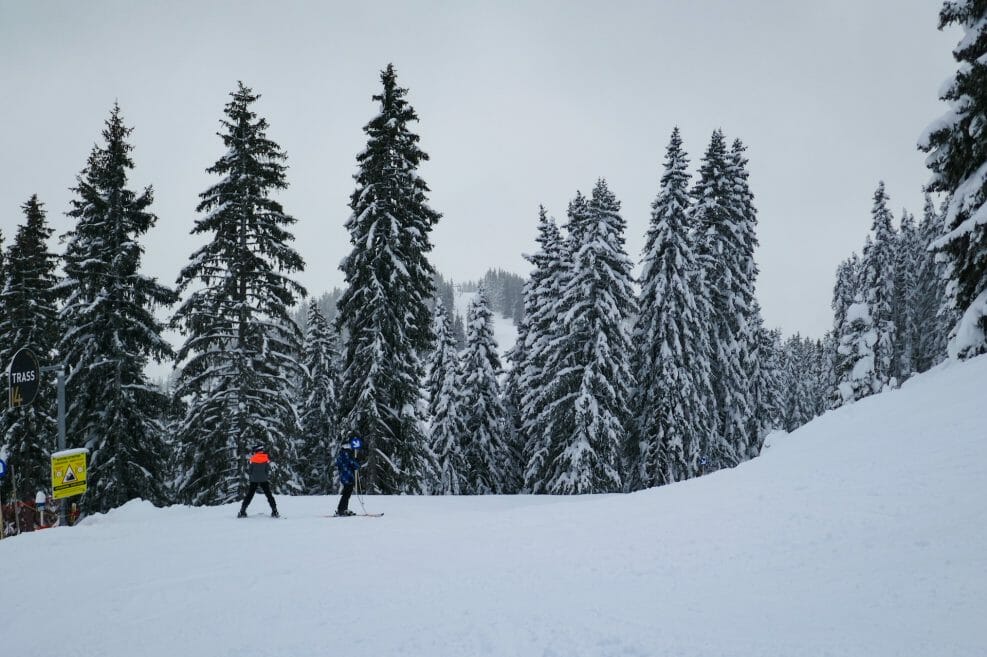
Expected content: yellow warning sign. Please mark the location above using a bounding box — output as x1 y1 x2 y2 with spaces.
51 449 88 500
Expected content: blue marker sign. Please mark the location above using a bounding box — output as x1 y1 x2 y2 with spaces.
0 458 7 479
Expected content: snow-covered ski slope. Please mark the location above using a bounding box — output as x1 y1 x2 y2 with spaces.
4 356 986 657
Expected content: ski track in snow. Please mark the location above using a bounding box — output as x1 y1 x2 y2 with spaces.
3 356 987 656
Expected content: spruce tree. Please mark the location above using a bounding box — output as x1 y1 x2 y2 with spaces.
832 255 862 333
920 1 987 359
425 299 457 415
893 209 919 381
458 287 510 493
835 296 879 404
780 335 817 431
727 138 761 460
534 181 636 494
517 208 568 492
859 182 897 391
0 197 59 501
428 299 467 494
59 106 176 513
829 254 862 407
501 336 526 493
336 64 440 493
633 129 713 487
298 300 339 494
913 195 949 371
748 304 783 441
692 131 753 469
172 83 306 505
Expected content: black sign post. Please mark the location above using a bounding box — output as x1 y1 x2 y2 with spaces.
9 347 40 408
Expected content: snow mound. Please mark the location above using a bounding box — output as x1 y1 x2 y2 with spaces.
3 356 986 657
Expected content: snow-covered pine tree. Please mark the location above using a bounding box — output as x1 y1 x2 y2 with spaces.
913 195 949 372
172 83 306 505
726 138 762 460
811 335 834 418
0 197 60 501
451 312 467 350
501 336 526 493
298 300 340 494
835 296 879 404
336 64 440 493
425 298 456 415
859 182 898 391
780 335 817 431
832 255 862 335
58 106 176 513
633 128 713 487
893 208 919 381
692 131 750 469
458 287 510 493
427 299 467 494
819 330 839 412
517 207 568 493
829 254 861 407
920 1 987 359
748 303 783 442
534 181 637 494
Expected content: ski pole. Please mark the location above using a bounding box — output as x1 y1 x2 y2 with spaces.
355 469 369 515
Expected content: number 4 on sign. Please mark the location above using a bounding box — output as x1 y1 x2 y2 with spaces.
10 386 22 407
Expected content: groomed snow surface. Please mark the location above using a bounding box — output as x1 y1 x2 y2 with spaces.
4 356 987 657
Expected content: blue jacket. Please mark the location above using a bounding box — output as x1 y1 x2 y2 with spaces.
335 450 361 485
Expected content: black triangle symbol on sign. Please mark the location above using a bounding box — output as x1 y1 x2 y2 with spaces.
64 466 76 483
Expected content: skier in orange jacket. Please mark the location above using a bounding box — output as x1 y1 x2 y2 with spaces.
237 446 279 518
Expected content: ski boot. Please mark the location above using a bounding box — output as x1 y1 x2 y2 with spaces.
237 509 247 518
271 509 280 518
336 509 356 517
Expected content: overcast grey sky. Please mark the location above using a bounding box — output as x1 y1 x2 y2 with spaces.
0 0 959 342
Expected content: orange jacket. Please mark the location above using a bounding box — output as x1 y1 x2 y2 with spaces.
248 452 271 482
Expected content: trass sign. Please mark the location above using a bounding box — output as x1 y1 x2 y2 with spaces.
9 348 40 408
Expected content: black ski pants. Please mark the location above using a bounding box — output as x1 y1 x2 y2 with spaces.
241 482 277 512
337 482 354 513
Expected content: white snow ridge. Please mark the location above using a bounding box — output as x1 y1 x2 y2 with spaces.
4 356 987 657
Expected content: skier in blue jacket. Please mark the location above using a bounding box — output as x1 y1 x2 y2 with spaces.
334 437 364 516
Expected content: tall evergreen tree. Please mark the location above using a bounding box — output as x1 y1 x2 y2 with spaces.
832 255 862 333
428 299 467 494
501 337 526 493
633 129 713 487
425 299 457 415
458 287 510 493
780 335 817 431
893 209 919 381
913 195 949 371
757 326 786 433
59 106 176 513
533 181 636 494
859 182 897 390
748 304 783 441
727 138 761 460
830 254 862 407
920 1 987 359
172 83 306 505
298 300 339 494
518 208 568 492
336 64 440 493
0 198 60 501
835 296 879 404
692 130 752 469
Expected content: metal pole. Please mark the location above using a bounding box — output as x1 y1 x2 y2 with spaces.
56 367 67 527
11 463 20 535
